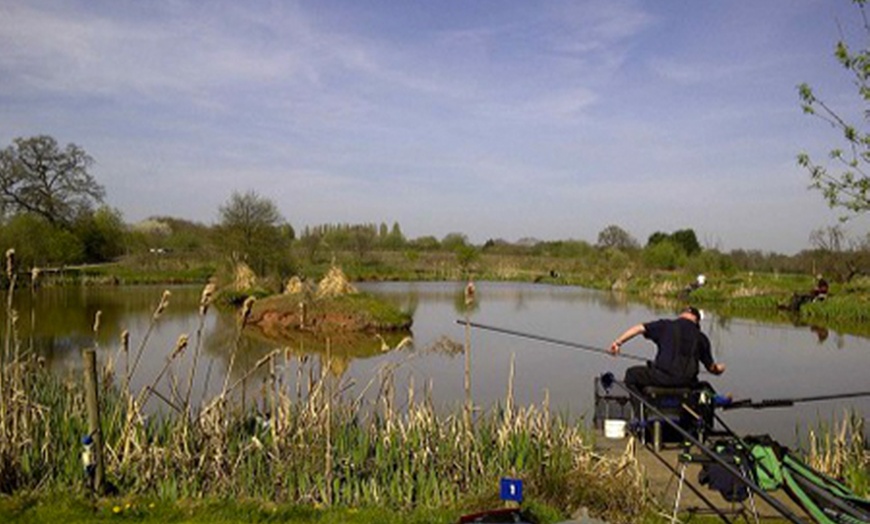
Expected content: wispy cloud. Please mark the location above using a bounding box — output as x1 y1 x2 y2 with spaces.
0 0 863 252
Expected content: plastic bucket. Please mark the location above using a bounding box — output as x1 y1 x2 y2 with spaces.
604 419 627 439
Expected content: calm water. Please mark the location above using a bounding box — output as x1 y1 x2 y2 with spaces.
6 281 868 446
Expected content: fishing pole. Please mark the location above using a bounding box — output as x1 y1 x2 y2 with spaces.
599 373 805 524
456 320 648 363
724 390 870 410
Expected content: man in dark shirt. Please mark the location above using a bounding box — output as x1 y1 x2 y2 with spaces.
609 306 725 394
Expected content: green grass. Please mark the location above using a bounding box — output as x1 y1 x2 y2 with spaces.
0 494 461 524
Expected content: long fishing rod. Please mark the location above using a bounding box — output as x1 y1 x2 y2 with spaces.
724 390 870 410
600 373 805 524
456 320 649 363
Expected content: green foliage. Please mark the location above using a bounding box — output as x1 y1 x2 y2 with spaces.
642 240 687 270
441 232 469 251
686 249 736 276
454 244 479 273
0 213 85 267
647 229 700 256
72 206 126 262
408 236 440 251
798 0 870 215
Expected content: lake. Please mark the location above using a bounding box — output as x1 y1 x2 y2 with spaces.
6 281 868 446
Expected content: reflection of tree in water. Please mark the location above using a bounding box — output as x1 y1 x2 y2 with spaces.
6 286 206 369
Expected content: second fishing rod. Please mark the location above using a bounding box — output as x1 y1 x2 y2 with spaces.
456 319 649 363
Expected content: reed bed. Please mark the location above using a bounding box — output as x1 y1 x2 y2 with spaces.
804 411 870 497
0 262 649 521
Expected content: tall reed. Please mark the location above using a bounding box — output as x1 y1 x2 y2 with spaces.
0 283 653 521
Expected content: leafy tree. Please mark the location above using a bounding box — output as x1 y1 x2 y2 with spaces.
646 229 701 256
441 232 469 251
0 213 84 267
647 231 669 247
596 224 638 250
73 206 126 262
349 224 376 260
382 222 406 249
642 240 686 270
409 236 440 251
797 0 870 215
671 229 702 256
0 135 105 227
455 244 479 274
216 190 290 276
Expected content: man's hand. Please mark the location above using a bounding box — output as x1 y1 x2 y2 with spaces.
609 341 621 355
710 363 726 375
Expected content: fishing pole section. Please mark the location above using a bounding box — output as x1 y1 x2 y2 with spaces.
455 320 649 362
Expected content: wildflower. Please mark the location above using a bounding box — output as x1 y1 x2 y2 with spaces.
112 505 122 514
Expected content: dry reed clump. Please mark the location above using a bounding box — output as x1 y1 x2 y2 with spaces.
649 280 679 296
730 285 766 298
806 412 870 495
233 262 258 290
284 276 311 295
315 266 357 299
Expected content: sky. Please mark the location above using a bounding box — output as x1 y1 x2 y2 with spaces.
1 0 868 254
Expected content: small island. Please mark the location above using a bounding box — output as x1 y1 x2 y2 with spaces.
246 265 413 336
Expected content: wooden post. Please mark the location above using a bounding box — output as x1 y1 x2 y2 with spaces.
83 349 105 493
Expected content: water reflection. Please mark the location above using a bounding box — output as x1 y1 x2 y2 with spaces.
4 282 867 445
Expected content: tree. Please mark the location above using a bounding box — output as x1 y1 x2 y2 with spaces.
646 229 701 256
797 0 870 215
216 190 289 276
73 206 126 262
596 224 638 250
671 229 702 256
0 213 84 267
441 232 469 251
642 240 686 270
0 135 105 227
647 231 669 247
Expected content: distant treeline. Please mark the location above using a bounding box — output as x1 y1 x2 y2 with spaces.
2 209 868 287
2 135 867 285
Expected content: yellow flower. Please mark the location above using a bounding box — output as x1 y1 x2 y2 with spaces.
112 505 122 514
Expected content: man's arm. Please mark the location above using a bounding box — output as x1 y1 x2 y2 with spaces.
609 324 646 355
699 337 725 374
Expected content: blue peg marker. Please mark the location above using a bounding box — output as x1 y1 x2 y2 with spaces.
500 477 523 503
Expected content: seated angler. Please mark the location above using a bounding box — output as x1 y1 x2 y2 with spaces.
609 306 725 395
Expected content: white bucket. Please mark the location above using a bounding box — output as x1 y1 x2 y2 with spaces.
604 419 627 439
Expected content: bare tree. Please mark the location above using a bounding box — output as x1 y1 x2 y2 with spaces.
0 135 104 226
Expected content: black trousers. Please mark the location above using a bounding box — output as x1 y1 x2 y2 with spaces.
624 365 694 395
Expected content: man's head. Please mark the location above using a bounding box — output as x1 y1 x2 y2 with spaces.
681 306 702 324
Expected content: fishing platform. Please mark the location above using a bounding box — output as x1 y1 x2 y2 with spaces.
593 373 870 524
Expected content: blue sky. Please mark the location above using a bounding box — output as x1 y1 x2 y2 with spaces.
1 0 867 254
